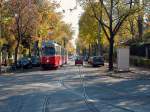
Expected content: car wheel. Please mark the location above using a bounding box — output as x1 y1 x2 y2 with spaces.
92 65 96 67
29 64 32 69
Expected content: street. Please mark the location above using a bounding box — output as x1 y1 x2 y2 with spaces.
0 61 150 112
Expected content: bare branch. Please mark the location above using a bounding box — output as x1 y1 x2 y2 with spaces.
21 16 35 35
113 9 139 36
98 0 110 18
98 20 110 41
114 0 120 7
88 0 99 20
99 19 110 29
88 0 110 29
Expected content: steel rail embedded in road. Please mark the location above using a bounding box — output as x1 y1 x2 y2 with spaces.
58 65 98 112
78 66 101 112
77 66 136 112
42 95 50 112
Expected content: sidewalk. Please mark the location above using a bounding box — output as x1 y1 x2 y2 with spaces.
1 66 10 73
100 64 150 80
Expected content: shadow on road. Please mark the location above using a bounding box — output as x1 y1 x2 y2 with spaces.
0 65 150 112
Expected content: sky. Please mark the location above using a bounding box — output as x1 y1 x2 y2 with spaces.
55 0 83 47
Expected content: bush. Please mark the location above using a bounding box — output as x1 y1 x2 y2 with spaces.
130 43 150 58
103 53 117 63
8 58 13 65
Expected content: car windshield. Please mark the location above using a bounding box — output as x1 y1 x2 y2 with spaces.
42 47 55 56
76 56 82 60
31 57 39 61
21 57 29 60
93 57 103 61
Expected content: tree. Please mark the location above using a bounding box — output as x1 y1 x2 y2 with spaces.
66 41 76 55
0 0 14 72
79 0 141 70
0 0 74 69
5 0 40 65
0 0 3 73
34 0 73 48
78 3 111 56
78 9 98 55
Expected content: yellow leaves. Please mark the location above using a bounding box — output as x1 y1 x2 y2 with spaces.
48 13 59 22
1 0 73 53
0 38 6 46
66 41 75 54
36 1 73 42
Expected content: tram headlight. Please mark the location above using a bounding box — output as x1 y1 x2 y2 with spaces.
46 59 49 63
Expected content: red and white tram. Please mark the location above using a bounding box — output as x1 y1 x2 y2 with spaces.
40 41 67 69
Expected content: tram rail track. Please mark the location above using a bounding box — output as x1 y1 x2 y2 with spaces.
77 65 137 112
59 65 98 112
42 95 50 112
0 63 142 112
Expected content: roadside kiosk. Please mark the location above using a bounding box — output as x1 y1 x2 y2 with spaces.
117 47 130 72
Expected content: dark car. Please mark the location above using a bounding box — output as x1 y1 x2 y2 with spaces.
84 56 89 61
75 56 83 66
89 56 104 67
16 59 22 69
31 56 40 67
88 57 93 64
20 57 32 68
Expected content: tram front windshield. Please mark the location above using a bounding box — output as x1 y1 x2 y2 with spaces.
42 47 55 56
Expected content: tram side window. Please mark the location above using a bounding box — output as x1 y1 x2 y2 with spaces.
64 50 66 56
55 46 61 55
61 48 64 56
42 47 55 56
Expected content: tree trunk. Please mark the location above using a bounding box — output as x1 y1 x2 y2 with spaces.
89 44 91 57
0 1 2 74
138 15 143 40
0 51 1 74
14 45 18 66
29 45 31 58
14 39 20 66
35 41 39 56
28 38 31 58
108 37 114 71
92 44 95 56
14 15 21 66
108 0 114 71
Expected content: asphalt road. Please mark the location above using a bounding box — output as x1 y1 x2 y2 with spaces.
0 61 150 112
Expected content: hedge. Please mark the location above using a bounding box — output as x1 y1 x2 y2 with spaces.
130 56 150 68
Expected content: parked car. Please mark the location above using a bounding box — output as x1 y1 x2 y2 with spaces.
88 57 93 64
68 55 75 61
88 56 104 67
75 56 83 65
31 56 40 67
19 56 32 68
84 56 89 61
16 59 22 69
